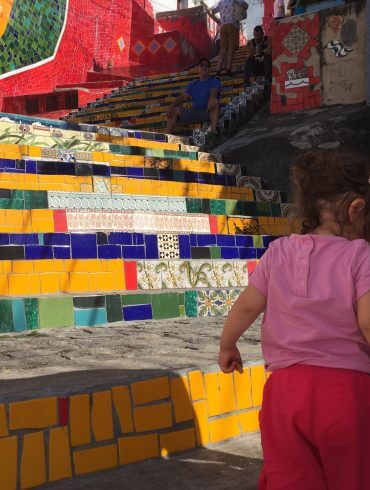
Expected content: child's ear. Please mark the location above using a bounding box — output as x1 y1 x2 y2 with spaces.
349 197 365 223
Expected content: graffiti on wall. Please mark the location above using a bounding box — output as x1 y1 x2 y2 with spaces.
0 0 69 80
322 4 367 105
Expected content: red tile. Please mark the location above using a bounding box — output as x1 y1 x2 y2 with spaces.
54 210 68 232
59 397 69 426
124 262 138 290
247 261 258 274
208 215 218 234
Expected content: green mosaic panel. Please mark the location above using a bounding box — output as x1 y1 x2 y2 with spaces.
0 300 14 333
184 291 198 318
0 0 67 76
210 199 226 215
24 298 39 330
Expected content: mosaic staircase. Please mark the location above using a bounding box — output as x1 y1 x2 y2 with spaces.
0 113 295 332
66 46 267 147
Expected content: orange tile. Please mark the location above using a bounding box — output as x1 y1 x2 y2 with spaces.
48 427 73 482
40 273 60 294
131 377 170 405
92 391 114 442
70 395 91 446
133 404 172 432
21 432 46 488
192 400 209 445
170 376 193 423
118 434 159 465
9 397 57 430
208 414 240 444
160 428 196 457
0 436 17 490
0 404 9 437
74 445 118 475
111 386 134 434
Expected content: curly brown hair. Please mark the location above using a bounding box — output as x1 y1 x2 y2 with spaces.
290 150 370 241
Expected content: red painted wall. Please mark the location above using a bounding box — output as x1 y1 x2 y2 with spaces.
0 0 154 109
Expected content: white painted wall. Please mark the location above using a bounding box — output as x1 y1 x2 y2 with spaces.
151 0 264 40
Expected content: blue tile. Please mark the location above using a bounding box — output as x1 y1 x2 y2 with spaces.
10 234 39 245
74 308 108 327
235 235 254 247
263 235 279 247
226 175 237 186
98 245 122 259
109 232 133 245
92 165 111 177
256 248 266 259
25 246 53 260
134 131 142 139
133 233 144 245
197 234 216 246
127 167 144 177
43 233 70 246
53 247 71 259
216 234 236 246
11 299 27 332
213 174 227 185
145 235 159 259
0 234 9 245
71 234 97 258
221 247 239 259
0 159 15 170
189 234 197 246
239 248 257 259
26 161 37 173
122 246 145 259
123 304 152 321
154 133 166 142
178 235 191 259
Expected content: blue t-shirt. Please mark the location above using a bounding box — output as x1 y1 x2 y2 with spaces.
186 77 221 111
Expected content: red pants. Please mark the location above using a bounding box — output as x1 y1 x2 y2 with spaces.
259 364 370 490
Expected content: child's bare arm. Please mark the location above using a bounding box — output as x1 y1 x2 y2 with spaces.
357 291 370 343
219 285 266 373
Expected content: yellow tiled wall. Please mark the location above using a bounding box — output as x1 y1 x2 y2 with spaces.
0 365 267 489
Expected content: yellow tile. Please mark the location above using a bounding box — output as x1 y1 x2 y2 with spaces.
96 272 114 291
111 386 134 434
131 376 170 405
233 368 253 410
192 400 209 445
68 273 89 293
11 261 34 273
21 432 46 488
48 427 72 482
92 391 114 442
70 394 91 446
0 404 8 437
28 273 41 295
0 436 17 490
133 404 172 432
208 414 240 444
238 409 260 433
74 444 118 475
204 372 220 417
251 365 266 406
188 370 206 401
0 274 9 295
9 397 57 430
218 372 236 414
160 428 196 457
118 434 159 465
170 376 193 423
28 146 42 158
40 273 60 294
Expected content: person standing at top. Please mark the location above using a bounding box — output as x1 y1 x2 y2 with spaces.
244 25 272 86
274 0 285 19
218 150 370 489
212 0 249 78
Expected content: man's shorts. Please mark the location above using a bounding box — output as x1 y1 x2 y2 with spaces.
220 23 239 51
179 107 210 124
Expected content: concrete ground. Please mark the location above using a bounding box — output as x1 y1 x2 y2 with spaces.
44 433 263 490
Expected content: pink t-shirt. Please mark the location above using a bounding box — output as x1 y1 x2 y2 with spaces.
249 234 370 373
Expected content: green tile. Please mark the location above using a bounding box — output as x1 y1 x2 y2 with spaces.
106 295 123 323
152 293 179 319
253 235 264 248
186 198 202 213
241 202 257 216
210 199 226 215
0 300 14 333
11 299 27 332
210 247 221 259
177 292 185 306
121 294 152 306
10 199 24 210
24 298 39 330
11 190 24 200
184 291 198 318
256 202 271 216
225 200 238 215
179 305 185 317
0 199 11 209
202 199 211 214
24 191 48 209
39 298 73 328
173 170 185 182
270 203 282 217
73 296 106 309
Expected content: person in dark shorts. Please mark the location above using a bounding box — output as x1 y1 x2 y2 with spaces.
165 58 221 139
244 25 272 86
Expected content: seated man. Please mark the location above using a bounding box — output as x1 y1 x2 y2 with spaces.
166 58 221 141
244 25 272 86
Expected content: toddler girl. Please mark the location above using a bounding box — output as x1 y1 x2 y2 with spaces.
219 151 370 489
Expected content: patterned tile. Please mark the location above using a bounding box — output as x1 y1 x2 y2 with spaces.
163 36 177 53
157 234 180 259
133 40 145 56
93 177 111 194
282 26 310 55
254 189 281 203
148 39 161 55
117 36 126 52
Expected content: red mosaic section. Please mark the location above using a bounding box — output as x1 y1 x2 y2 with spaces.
0 0 154 109
270 14 322 114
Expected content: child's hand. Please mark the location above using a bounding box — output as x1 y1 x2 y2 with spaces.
218 346 243 374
